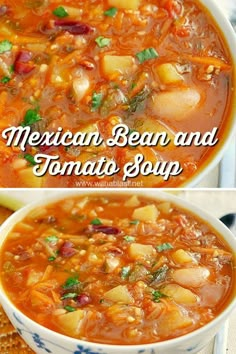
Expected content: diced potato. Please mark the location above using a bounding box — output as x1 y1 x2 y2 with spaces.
162 284 198 305
57 310 85 334
172 249 196 264
158 308 193 336
104 285 134 304
157 202 172 214
156 63 183 84
132 204 159 222
124 195 140 208
129 243 156 260
102 55 135 78
108 0 140 10
152 88 201 121
172 267 210 288
63 6 83 17
72 75 90 103
135 117 175 151
18 168 44 188
27 270 43 287
104 257 120 273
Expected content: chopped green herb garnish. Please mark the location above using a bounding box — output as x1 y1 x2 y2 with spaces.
128 86 150 113
45 235 59 243
136 48 159 64
24 154 37 166
99 298 105 304
131 82 137 90
9 65 14 74
90 218 102 225
64 305 76 312
151 265 169 284
0 40 12 54
61 293 78 300
63 277 80 289
130 220 139 225
121 266 131 280
123 235 136 242
152 290 167 303
53 6 68 18
21 107 42 127
104 7 118 17
48 256 56 262
0 76 10 84
95 36 111 48
91 92 103 112
156 243 173 252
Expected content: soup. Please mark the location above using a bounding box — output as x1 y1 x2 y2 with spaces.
0 194 234 345
0 0 234 187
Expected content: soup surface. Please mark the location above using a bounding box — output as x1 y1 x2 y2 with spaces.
0 0 234 187
0 194 234 344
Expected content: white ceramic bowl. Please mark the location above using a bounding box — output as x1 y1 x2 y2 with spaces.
0 190 235 354
181 0 236 187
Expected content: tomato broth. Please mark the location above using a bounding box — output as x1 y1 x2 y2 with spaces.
0 0 234 187
0 194 235 345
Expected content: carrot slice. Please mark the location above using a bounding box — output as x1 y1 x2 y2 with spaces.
184 55 231 70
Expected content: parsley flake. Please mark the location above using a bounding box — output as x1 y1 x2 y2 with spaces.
123 235 135 242
152 290 167 303
104 7 118 17
90 218 102 225
0 40 12 54
63 277 80 289
9 65 14 74
21 108 42 127
156 243 173 252
91 92 103 112
0 76 10 84
95 36 111 48
61 293 78 300
64 305 76 312
136 48 159 64
121 266 131 280
24 154 37 166
48 256 56 262
130 220 139 225
45 235 59 243
53 6 68 18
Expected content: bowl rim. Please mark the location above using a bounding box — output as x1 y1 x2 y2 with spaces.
0 189 236 350
179 0 236 188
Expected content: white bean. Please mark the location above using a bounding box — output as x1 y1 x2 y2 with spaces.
172 267 210 288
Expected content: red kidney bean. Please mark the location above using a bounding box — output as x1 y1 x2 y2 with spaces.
76 294 91 307
14 51 35 75
60 242 76 258
87 225 121 235
54 20 92 35
16 51 32 63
